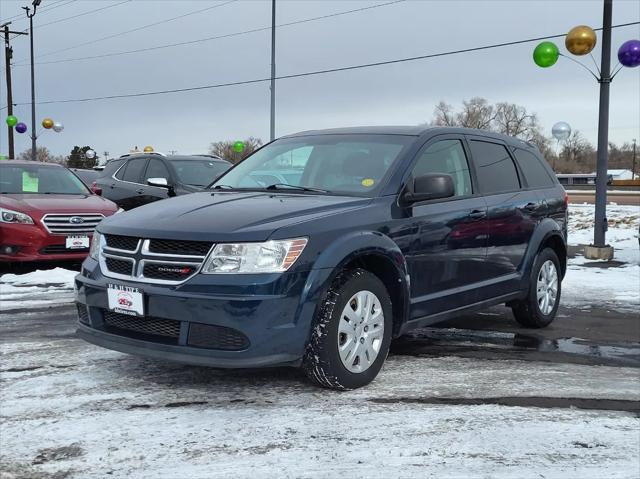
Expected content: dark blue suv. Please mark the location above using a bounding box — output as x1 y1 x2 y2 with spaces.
75 127 568 389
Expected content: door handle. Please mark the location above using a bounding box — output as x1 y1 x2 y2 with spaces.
469 209 486 219
522 202 536 211
136 188 145 194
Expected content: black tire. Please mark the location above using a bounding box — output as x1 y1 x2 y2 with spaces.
511 247 561 328
302 268 393 390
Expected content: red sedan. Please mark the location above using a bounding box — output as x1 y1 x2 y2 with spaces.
0 160 120 263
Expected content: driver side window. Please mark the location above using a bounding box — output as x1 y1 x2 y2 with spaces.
411 139 472 197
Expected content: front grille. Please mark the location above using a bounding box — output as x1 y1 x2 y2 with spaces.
143 262 198 281
76 304 90 325
188 322 250 351
148 239 212 256
40 244 89 254
100 238 211 284
105 257 133 276
103 311 181 339
42 214 104 234
105 234 139 251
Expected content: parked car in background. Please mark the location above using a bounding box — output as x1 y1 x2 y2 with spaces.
0 160 119 264
93 153 231 210
71 168 101 187
76 126 568 390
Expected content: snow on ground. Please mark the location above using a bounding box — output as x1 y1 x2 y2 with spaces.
0 268 77 311
1 332 639 479
564 204 639 311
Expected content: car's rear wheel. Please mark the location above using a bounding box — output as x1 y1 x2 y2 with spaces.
302 268 392 390
511 247 561 328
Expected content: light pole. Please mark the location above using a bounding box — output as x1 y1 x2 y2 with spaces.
592 0 612 254
532 0 640 260
269 0 276 141
2 22 28 159
23 0 41 161
632 139 637 181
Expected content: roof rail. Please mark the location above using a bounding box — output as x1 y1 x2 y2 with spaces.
192 154 223 159
119 151 167 159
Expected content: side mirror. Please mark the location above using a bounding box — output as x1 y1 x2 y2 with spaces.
147 177 169 188
403 173 455 204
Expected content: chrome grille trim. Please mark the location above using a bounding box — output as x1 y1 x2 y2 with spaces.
97 235 214 285
42 213 105 235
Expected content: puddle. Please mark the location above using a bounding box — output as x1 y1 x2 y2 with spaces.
392 327 640 367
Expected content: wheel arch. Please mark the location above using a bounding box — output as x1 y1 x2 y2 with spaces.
523 219 567 279
308 231 410 338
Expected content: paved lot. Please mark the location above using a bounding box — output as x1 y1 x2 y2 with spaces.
1 302 638 478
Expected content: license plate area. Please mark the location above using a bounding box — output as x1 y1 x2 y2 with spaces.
66 235 89 249
107 283 144 317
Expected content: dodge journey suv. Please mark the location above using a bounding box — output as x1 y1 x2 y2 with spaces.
75 127 568 390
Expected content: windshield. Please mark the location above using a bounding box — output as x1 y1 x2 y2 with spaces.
211 134 413 196
0 164 90 195
172 160 231 187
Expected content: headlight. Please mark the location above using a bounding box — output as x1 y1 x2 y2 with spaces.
89 231 101 260
0 207 34 224
201 238 307 274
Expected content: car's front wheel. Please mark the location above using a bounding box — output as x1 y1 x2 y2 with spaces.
303 268 392 390
511 247 561 328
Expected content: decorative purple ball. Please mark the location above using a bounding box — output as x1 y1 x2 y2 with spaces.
618 39 640 68
15 122 28 134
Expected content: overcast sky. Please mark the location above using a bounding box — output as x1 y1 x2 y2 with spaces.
0 0 638 159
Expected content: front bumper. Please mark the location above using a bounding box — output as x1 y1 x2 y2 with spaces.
0 223 91 262
75 258 332 368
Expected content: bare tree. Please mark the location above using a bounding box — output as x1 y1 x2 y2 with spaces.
456 97 495 129
494 102 541 141
432 101 457 126
17 147 66 164
209 137 263 164
555 131 596 173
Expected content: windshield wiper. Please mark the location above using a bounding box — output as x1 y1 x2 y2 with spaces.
265 183 329 193
211 184 235 190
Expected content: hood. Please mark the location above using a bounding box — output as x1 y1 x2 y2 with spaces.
0 193 118 218
99 191 371 242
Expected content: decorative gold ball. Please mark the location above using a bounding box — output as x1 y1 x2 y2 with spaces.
565 25 597 56
42 118 54 129
143 146 154 153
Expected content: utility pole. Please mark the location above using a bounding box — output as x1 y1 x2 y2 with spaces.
269 0 276 141
23 0 41 161
632 139 637 181
2 22 28 159
588 0 613 259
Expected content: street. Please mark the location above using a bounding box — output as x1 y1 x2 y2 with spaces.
566 190 640 206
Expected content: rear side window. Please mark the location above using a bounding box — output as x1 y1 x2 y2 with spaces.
469 140 520 194
120 158 147 183
103 159 124 178
513 149 555 188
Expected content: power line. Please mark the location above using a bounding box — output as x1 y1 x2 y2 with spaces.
1 0 75 24
36 0 132 30
22 0 407 67
9 21 638 107
13 0 238 65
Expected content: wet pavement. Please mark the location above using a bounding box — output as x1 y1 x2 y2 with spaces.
392 305 640 368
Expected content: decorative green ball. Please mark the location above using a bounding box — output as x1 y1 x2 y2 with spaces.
6 115 18 127
233 141 245 153
533 41 559 68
